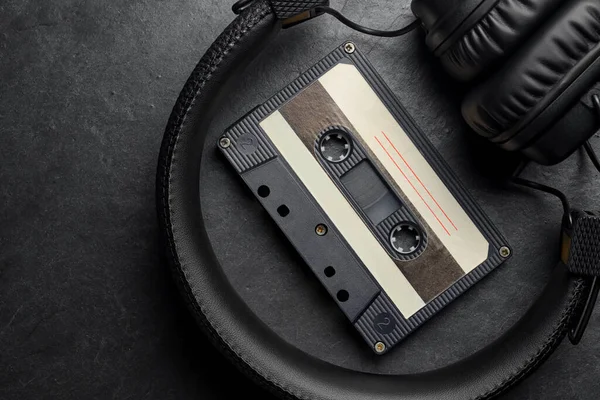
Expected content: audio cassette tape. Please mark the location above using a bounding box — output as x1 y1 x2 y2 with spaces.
218 43 511 355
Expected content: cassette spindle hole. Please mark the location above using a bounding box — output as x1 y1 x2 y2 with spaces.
257 185 270 198
324 266 336 277
390 223 422 255
337 290 349 302
320 129 352 163
277 205 290 217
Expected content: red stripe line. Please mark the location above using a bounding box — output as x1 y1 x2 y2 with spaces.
374 136 451 236
382 131 458 231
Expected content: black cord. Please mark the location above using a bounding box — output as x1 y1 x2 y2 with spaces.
315 6 421 37
584 94 600 174
232 1 421 37
511 161 573 228
512 160 529 178
584 141 600 174
232 0 254 14
593 92 600 112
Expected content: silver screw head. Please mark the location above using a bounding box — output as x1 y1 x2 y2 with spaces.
315 224 328 236
374 342 386 354
344 42 356 54
219 137 231 149
499 246 511 258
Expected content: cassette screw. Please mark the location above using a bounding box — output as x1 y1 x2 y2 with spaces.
344 42 356 54
499 246 511 258
219 137 231 149
374 342 386 354
315 224 328 236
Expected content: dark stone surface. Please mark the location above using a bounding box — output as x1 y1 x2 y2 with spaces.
1 1 599 399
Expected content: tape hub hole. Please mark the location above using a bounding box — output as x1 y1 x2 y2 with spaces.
320 130 352 163
390 223 422 255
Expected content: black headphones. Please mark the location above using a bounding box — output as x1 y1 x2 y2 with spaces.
416 0 600 166
156 1 600 398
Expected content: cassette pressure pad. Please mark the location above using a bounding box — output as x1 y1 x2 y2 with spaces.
218 43 511 355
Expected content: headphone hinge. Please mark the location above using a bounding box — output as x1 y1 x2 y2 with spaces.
267 0 330 28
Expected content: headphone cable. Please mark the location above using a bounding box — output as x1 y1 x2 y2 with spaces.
232 0 254 14
232 1 421 37
585 141 600 174
511 165 573 228
314 6 421 38
585 95 600 174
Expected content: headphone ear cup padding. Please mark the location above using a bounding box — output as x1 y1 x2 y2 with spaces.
462 0 600 144
440 0 566 81
411 0 485 52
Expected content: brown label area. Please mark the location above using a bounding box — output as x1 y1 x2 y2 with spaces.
279 81 464 302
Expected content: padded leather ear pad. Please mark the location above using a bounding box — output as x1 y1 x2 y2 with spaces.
412 0 489 54
439 0 566 81
463 0 600 163
158 2 591 399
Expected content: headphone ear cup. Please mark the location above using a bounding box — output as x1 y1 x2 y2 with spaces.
438 0 566 82
462 0 600 164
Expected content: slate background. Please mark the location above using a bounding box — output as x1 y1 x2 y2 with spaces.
1 0 599 399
